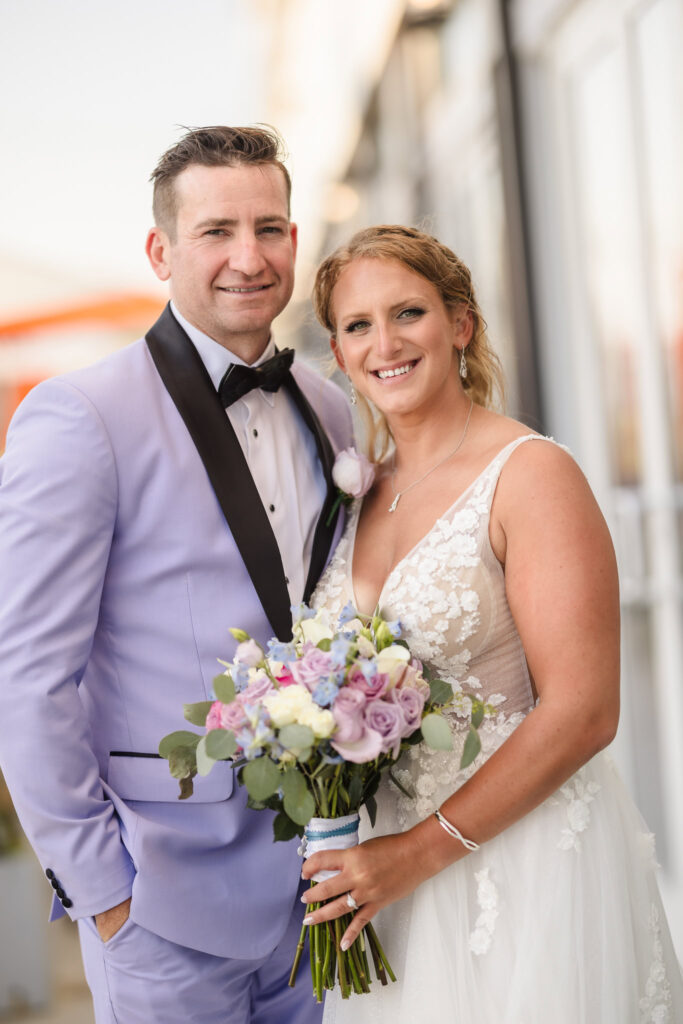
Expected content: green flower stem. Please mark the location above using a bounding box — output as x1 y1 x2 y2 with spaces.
366 922 396 982
314 920 323 1003
334 918 350 998
288 920 308 988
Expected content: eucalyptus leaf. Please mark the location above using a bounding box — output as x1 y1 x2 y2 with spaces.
283 787 316 827
183 700 214 727
168 746 197 780
242 757 281 801
213 674 236 703
205 728 238 761
421 713 453 751
460 725 482 770
195 735 216 777
365 794 378 828
428 678 454 706
316 638 332 652
279 724 315 752
281 766 307 802
178 775 195 800
273 811 304 843
159 730 201 759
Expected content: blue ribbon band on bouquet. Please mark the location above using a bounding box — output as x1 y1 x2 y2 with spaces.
305 820 359 842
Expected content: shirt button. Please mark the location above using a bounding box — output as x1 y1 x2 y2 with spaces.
269 504 275 513
285 577 289 585
253 428 258 437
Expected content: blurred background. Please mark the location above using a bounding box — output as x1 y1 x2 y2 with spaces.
1 0 681 1018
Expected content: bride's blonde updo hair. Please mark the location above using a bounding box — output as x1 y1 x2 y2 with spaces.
313 225 504 462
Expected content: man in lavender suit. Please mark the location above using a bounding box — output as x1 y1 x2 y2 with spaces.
0 126 352 1022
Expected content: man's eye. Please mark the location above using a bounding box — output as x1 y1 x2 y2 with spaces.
205 229 226 236
344 319 371 334
259 225 284 235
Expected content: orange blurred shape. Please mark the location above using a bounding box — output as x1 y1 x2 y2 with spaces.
0 293 165 339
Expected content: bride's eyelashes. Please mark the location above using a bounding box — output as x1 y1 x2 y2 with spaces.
342 306 427 335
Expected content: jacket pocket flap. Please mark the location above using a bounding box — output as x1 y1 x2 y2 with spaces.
107 754 233 803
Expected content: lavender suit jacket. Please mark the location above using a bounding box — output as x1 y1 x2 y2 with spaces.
0 305 353 959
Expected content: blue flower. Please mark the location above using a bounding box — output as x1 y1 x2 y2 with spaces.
330 636 352 668
290 602 316 622
337 602 358 627
231 662 250 692
359 659 378 681
267 639 297 665
386 619 402 639
312 679 340 708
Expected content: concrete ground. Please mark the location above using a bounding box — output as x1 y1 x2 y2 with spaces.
1 916 93 1024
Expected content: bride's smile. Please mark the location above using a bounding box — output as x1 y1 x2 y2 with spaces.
329 257 472 423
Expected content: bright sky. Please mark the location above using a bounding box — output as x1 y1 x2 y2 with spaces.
0 0 270 310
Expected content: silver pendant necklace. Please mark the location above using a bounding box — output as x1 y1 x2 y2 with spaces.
388 399 474 513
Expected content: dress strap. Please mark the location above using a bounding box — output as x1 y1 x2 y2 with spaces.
481 434 571 511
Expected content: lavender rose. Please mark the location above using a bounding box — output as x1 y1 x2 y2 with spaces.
236 672 274 707
331 687 367 742
290 644 333 691
364 700 407 759
346 666 391 701
388 685 426 734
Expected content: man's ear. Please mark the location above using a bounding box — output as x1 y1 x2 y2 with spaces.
146 227 172 282
289 222 298 260
330 336 346 373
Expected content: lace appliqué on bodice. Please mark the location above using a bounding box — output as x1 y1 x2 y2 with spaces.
313 435 554 826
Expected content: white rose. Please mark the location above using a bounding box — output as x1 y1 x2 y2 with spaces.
299 614 334 646
332 448 375 497
356 634 377 659
263 685 313 728
375 643 411 684
298 706 336 738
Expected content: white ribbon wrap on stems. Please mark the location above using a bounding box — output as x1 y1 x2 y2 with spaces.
299 813 360 882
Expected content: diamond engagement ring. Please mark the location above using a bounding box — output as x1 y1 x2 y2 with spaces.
346 892 359 911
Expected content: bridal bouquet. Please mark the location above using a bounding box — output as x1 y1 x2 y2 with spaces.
159 603 486 1001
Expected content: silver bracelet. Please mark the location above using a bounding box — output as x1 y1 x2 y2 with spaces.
434 810 480 851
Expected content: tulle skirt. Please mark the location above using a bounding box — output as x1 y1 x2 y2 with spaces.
323 752 683 1024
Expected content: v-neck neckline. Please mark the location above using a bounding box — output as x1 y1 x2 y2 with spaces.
347 434 539 617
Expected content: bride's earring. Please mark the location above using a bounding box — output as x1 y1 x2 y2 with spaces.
347 375 357 406
459 345 468 380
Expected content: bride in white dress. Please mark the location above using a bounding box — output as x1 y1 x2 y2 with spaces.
301 225 683 1022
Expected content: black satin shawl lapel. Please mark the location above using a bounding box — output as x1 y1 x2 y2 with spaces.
283 371 340 602
145 305 293 640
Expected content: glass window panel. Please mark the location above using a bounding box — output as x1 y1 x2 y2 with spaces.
570 48 643 485
633 0 683 484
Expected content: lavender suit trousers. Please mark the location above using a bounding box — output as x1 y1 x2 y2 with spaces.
78 881 322 1024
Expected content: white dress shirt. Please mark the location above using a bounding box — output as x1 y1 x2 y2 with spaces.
170 303 327 605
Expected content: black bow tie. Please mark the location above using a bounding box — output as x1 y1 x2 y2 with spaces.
218 348 295 408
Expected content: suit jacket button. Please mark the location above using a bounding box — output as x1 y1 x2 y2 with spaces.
55 887 66 900
46 869 55 880
50 878 60 890
61 897 73 909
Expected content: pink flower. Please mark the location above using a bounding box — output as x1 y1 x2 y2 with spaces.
275 666 296 687
388 686 426 734
205 700 248 733
396 661 431 699
332 687 367 742
289 644 333 691
346 666 391 700
236 672 274 706
331 725 384 764
364 700 406 759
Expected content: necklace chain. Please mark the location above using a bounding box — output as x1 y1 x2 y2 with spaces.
388 400 474 513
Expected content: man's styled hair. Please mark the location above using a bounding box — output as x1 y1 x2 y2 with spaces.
150 125 292 237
